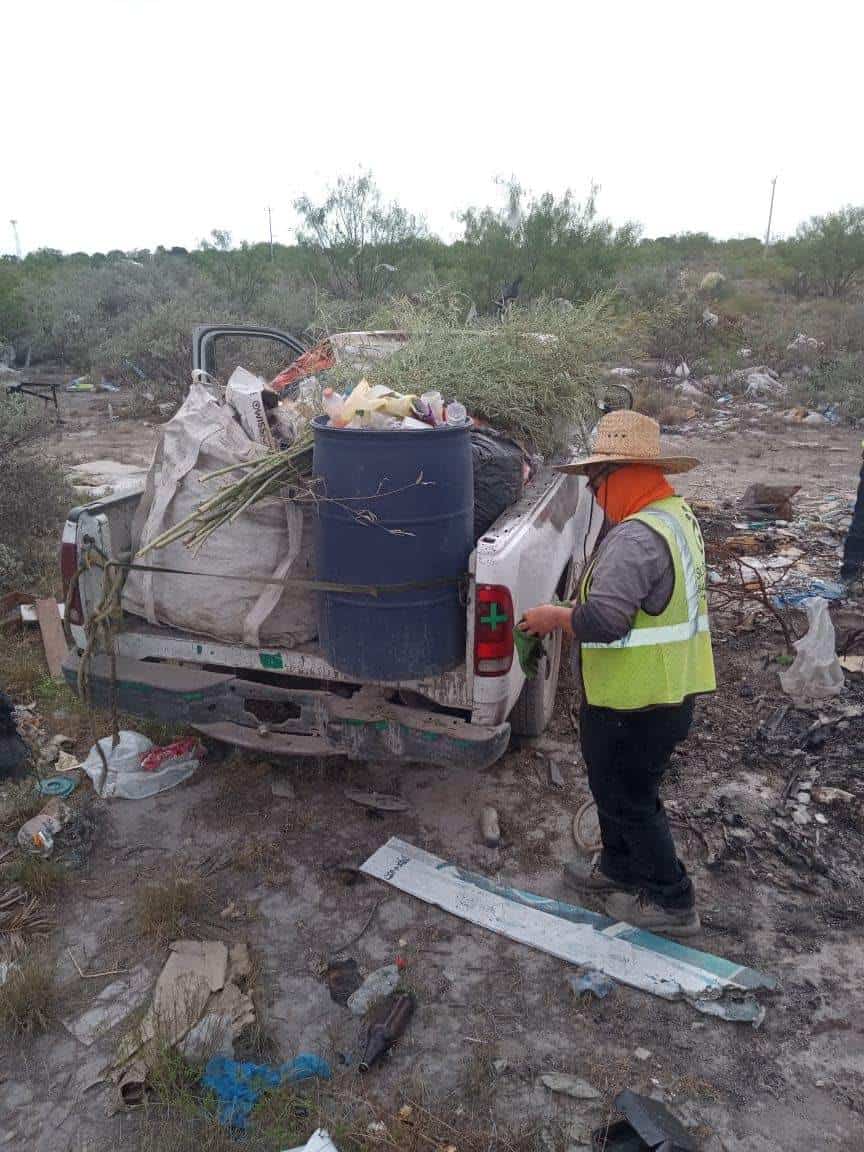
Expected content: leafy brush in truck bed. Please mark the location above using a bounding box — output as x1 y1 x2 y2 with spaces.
343 292 623 456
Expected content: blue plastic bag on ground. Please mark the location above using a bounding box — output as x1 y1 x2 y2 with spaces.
202 1053 332 1128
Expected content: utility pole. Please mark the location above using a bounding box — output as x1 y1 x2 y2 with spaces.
267 206 274 261
9 219 21 260
764 176 777 254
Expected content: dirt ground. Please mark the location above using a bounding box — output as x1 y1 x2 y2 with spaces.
2 387 863 1151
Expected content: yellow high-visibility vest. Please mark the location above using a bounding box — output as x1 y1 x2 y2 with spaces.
579 497 716 710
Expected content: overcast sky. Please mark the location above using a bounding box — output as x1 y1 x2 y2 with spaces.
4 1 861 257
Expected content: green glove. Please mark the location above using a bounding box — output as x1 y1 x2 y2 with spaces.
514 628 545 679
514 597 570 679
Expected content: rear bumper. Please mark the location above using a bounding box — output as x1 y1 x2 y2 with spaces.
63 653 510 770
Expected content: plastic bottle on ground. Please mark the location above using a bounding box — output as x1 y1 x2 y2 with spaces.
347 964 400 1016
18 798 73 857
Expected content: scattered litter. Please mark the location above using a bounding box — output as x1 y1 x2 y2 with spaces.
780 597 844 703
594 1089 698 1151
66 375 95 392
633 1047 652 1061
548 760 565 788
202 1053 331 1128
17 798 73 857
344 790 411 814
773 579 846 608
568 968 614 1000
54 750 80 773
541 1072 601 1100
82 732 202 799
19 601 65 625
115 939 255 1105
63 965 152 1047
812 786 855 805
179 1012 236 1061
360 991 416 1070
325 958 362 1006
689 995 766 1027
347 963 400 1017
840 655 864 674
366 1122 388 1142
282 1130 340 1152
743 368 784 398
787 332 819 352
37 776 77 799
479 805 501 847
740 483 800 523
361 838 778 1018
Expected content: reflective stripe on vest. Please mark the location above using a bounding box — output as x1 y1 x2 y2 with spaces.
581 506 705 651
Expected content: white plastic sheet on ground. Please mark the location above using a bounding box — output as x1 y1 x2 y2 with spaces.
81 731 198 799
283 1130 340 1152
362 838 777 1022
780 596 845 703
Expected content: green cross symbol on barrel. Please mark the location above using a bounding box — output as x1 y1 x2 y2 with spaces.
480 602 509 630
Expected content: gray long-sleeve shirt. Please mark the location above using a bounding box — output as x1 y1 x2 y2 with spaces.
570 519 675 658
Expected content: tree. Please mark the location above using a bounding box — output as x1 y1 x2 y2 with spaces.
294 172 426 297
197 230 273 311
457 180 640 308
777 206 864 297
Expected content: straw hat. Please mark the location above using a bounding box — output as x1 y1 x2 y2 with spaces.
554 410 699 475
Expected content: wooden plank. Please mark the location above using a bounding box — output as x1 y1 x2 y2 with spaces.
35 597 68 681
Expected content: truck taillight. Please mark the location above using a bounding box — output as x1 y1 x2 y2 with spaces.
474 584 514 677
60 522 82 626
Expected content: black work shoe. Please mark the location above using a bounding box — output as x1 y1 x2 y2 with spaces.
563 856 637 896
605 890 701 938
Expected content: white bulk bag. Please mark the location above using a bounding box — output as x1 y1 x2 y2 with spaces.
123 382 316 648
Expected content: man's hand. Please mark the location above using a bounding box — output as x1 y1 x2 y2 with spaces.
518 604 573 638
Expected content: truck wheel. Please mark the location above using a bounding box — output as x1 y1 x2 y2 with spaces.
510 628 562 737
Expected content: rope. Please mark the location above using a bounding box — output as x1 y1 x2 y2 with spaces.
103 559 468 597
63 551 125 781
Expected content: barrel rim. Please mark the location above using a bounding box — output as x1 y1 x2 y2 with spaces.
311 414 473 438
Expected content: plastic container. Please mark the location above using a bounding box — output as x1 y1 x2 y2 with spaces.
18 798 72 856
313 416 473 680
347 964 400 1017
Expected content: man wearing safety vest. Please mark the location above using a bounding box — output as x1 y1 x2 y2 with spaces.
519 410 715 938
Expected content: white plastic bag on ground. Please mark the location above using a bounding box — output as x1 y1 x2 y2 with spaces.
82 731 202 799
780 597 844 703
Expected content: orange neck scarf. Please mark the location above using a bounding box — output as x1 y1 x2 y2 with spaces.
594 465 675 524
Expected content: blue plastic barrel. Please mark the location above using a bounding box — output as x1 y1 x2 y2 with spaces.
312 416 473 680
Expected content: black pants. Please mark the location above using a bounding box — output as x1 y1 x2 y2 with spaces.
841 457 864 579
580 699 694 909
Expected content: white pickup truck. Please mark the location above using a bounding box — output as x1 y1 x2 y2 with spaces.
61 325 623 770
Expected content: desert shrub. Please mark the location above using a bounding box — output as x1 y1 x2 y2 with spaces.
776 206 864 297
794 352 864 419
642 295 713 365
0 395 70 594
